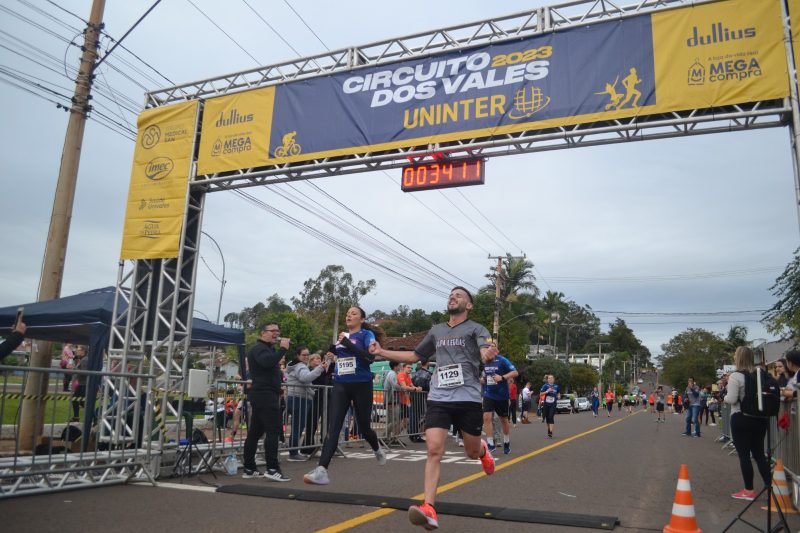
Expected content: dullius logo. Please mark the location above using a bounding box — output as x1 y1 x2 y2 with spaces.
686 22 756 47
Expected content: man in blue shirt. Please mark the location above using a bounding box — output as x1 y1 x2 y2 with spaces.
482 353 518 454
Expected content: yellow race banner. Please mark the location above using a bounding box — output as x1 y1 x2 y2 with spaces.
651 0 789 111
120 101 199 259
197 86 275 175
192 0 789 172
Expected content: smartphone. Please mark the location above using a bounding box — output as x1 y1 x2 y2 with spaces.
15 307 23 327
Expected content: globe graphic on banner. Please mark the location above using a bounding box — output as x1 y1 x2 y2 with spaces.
509 86 551 119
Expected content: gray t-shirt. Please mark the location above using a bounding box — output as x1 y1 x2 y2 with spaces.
414 319 490 403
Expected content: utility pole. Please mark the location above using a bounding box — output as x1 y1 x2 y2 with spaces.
19 0 106 450
490 255 503 341
596 342 610 393
488 253 526 343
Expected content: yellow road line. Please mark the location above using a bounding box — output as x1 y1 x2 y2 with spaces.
315 412 638 532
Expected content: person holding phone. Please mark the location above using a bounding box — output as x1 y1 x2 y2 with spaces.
0 308 26 362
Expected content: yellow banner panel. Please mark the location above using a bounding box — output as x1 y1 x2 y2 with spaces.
196 86 275 175
652 0 789 111
120 101 198 260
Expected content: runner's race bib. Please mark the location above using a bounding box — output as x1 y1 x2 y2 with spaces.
545 395 555 404
337 357 356 375
486 373 497 386
437 364 464 388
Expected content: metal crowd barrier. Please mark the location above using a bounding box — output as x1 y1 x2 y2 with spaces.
0 364 157 498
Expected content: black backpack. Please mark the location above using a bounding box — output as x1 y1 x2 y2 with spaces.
739 368 781 418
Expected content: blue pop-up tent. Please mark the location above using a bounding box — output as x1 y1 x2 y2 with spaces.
0 287 246 444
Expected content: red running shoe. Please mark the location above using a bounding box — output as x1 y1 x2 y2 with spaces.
408 502 439 530
480 439 495 475
731 489 757 501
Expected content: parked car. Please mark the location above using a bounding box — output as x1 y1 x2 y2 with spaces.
576 397 590 411
556 396 572 413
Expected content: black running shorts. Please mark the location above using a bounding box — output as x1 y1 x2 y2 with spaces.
425 400 483 436
482 396 509 418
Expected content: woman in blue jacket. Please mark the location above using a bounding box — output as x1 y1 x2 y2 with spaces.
304 306 387 485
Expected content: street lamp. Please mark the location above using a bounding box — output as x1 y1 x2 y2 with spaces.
496 311 536 344
550 312 560 354
201 231 226 386
201 231 226 324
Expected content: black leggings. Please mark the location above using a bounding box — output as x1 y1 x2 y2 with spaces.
730 412 771 491
319 381 379 469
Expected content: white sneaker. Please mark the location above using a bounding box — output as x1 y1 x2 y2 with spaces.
375 447 387 466
457 438 464 447
709 423 717 426
287 453 310 462
303 465 330 485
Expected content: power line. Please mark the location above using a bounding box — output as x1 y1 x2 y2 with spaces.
435 188 508 252
305 181 479 291
240 0 303 57
280 0 330 51
232 189 449 298
626 320 764 325
381 170 492 256
18 0 83 34
42 0 86 25
185 0 261 66
274 183 456 293
546 267 783 283
94 0 163 71
455 188 524 254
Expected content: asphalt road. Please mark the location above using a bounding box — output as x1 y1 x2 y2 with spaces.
2 407 798 532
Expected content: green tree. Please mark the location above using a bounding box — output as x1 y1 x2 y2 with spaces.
568 363 599 395
605 318 651 368
763 247 800 342
520 357 570 391
292 265 376 337
485 255 538 307
660 328 728 388
725 325 749 351
292 265 376 312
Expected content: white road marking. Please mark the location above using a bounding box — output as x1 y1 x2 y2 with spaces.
153 482 218 493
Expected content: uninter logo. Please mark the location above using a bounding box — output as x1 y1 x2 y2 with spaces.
686 22 756 47
215 109 254 127
144 157 174 180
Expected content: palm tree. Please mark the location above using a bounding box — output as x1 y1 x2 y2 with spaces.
485 255 538 308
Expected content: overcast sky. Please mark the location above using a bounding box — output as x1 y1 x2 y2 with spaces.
1 0 798 357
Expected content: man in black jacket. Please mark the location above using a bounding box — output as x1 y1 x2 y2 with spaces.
242 322 291 481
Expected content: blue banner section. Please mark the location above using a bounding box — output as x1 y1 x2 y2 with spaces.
269 15 655 159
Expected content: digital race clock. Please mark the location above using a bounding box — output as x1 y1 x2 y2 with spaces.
400 158 485 192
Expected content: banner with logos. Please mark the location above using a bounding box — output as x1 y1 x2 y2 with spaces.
193 0 788 173
196 86 275 175
120 101 198 260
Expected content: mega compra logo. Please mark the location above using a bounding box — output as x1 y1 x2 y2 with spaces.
145 157 174 180
141 125 161 149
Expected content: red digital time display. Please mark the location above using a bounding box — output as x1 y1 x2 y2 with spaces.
401 158 485 192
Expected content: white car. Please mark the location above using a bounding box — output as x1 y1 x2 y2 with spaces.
576 397 590 411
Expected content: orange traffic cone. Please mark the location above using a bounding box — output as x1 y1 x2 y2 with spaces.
664 464 702 533
762 459 798 514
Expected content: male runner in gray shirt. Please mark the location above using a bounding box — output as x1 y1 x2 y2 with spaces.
369 286 498 531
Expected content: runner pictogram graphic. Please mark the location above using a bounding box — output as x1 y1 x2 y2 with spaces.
596 67 643 111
